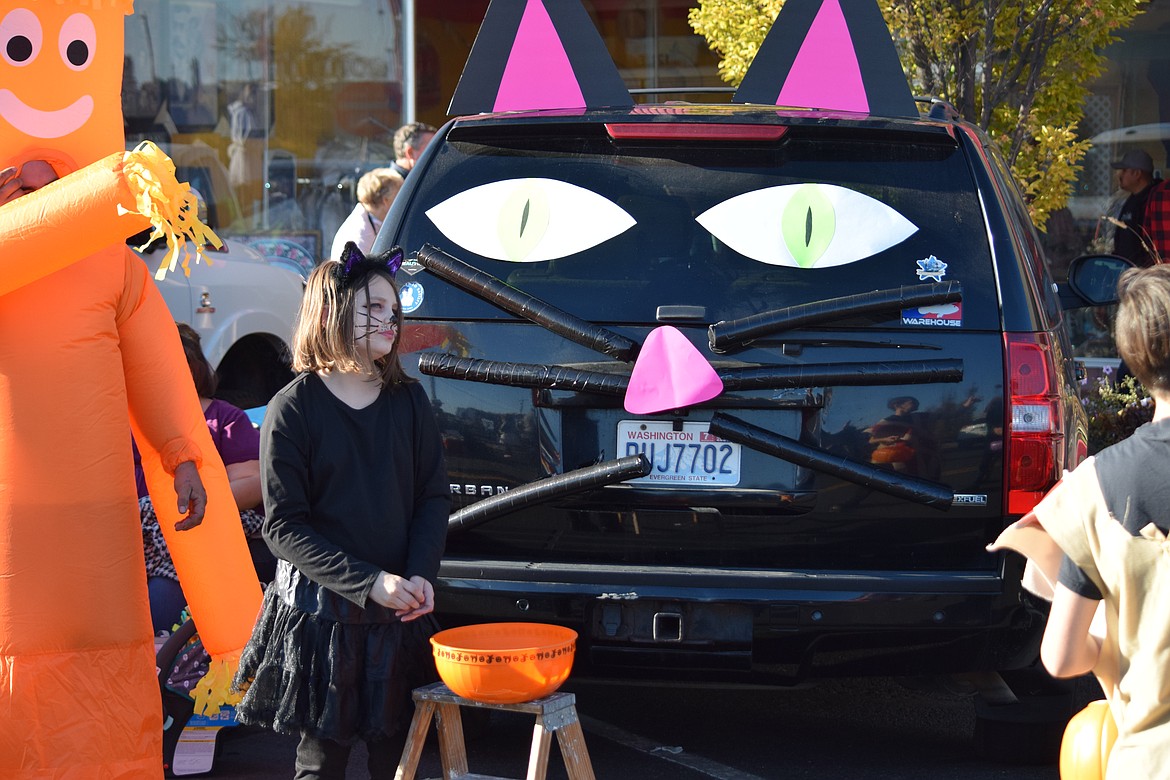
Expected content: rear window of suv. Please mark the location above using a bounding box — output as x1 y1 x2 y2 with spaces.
394 120 998 330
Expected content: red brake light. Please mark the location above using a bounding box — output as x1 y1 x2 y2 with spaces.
604 123 789 142
1004 333 1064 514
1008 438 1056 491
1008 339 1052 396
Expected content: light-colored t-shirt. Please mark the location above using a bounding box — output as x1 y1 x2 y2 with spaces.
330 202 381 261
1033 423 1170 779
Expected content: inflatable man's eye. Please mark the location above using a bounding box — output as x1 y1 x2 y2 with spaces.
426 178 635 262
696 183 918 269
1 9 42 66
59 14 95 71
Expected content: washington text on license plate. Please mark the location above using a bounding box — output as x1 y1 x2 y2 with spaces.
618 420 741 487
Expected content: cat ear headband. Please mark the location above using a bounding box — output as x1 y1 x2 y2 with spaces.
335 242 404 288
449 0 917 118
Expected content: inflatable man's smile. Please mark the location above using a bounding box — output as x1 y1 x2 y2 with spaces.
0 89 94 138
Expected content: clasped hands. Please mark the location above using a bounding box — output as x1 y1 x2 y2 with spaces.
369 572 434 621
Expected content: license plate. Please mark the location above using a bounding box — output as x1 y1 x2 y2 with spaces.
618 420 741 487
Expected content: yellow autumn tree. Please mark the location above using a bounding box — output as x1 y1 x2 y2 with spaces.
689 0 1149 227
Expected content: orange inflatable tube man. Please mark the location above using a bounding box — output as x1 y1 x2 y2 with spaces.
0 2 263 777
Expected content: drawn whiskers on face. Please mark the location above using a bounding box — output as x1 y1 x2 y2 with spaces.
355 312 398 341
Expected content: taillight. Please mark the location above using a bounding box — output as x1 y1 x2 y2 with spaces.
1004 333 1064 514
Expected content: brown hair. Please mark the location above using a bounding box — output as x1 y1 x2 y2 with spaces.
392 121 437 159
176 323 219 398
291 260 413 388
1115 265 1170 394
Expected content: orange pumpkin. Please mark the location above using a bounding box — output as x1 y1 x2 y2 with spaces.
871 441 915 464
1060 700 1117 780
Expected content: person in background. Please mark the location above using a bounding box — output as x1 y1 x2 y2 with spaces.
389 121 436 179
232 245 449 779
135 323 271 633
1028 265 1170 777
1107 152 1165 387
1111 149 1159 267
1144 166 1170 265
329 167 403 262
227 83 261 206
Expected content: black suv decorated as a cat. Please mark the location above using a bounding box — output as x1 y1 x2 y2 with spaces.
373 1 1125 720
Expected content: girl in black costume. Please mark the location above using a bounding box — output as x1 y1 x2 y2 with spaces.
233 243 450 779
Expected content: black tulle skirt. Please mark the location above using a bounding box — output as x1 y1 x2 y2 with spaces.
233 572 439 744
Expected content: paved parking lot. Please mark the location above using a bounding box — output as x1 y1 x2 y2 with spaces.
172 675 1102 778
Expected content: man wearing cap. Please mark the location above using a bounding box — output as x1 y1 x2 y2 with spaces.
1112 149 1159 267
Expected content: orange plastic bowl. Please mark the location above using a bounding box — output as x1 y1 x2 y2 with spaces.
430 622 577 704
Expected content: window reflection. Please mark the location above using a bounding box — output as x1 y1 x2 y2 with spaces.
114 1 720 270
123 0 403 262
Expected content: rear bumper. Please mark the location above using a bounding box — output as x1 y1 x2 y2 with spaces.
435 558 1047 684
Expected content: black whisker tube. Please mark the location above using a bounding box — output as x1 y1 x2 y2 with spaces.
709 282 962 352
448 455 652 534
718 359 962 390
416 244 640 362
709 413 953 509
418 353 629 395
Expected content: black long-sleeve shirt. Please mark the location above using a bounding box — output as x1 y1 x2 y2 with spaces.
1116 184 1156 267
261 373 450 609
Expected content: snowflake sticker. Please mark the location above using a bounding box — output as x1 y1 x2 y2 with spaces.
916 255 948 282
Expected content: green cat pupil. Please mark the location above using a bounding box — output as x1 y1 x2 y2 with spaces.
781 185 836 268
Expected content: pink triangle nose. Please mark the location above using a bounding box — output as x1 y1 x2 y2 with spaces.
624 326 724 415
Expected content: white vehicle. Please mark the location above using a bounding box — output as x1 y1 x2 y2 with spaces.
141 236 303 410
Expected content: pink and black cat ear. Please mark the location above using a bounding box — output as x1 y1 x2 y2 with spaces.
336 243 404 286
449 0 633 115
733 0 918 118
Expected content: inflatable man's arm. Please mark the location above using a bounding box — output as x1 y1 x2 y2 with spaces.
0 143 218 298
117 249 262 711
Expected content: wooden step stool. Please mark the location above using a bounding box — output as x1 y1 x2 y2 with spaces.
395 681 596 780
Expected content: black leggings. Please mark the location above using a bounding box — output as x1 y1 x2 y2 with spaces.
294 731 405 779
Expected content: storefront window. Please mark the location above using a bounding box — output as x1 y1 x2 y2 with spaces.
122 1 720 272
1043 6 1170 369
1052 11 1169 274
124 0 404 275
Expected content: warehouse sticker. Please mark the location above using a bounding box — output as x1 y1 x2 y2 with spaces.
902 302 962 327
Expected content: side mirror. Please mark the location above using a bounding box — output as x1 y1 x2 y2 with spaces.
1059 254 1135 309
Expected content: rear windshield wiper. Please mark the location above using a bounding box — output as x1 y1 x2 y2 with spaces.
709 281 962 353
